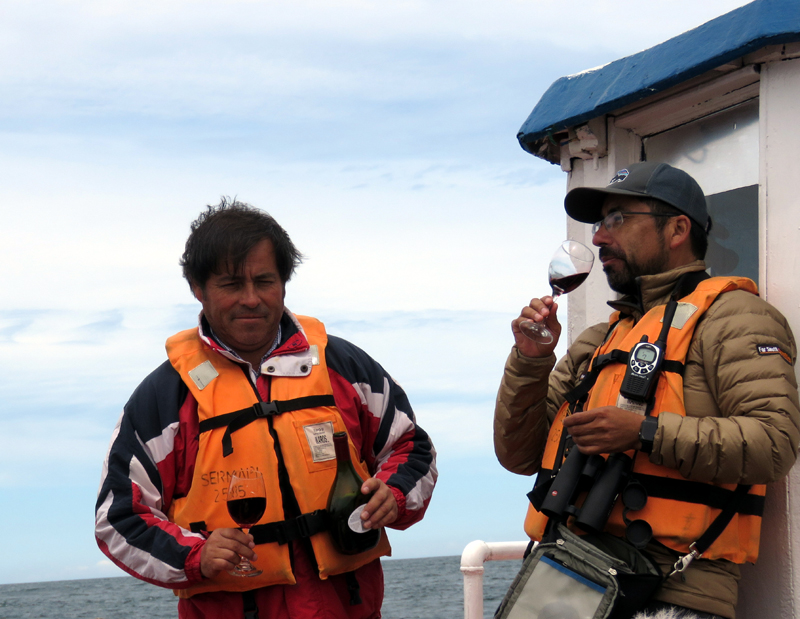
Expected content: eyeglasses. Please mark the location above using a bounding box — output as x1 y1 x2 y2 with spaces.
591 211 675 235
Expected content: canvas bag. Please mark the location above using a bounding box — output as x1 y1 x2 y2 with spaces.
494 524 662 619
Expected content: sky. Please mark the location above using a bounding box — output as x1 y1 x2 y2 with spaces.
0 0 756 586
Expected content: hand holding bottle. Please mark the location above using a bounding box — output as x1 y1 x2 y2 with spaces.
358 477 398 530
327 431 393 554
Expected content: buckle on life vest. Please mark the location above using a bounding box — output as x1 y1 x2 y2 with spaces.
253 401 279 418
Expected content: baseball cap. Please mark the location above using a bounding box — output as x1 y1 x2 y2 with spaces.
564 162 711 233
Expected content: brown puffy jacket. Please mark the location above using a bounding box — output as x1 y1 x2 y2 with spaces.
494 262 800 618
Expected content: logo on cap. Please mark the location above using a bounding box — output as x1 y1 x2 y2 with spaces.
608 169 629 184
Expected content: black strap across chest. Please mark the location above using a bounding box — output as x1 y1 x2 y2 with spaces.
564 270 711 410
564 350 685 409
199 394 336 457
533 467 763 519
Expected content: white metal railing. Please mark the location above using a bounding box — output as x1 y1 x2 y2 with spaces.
460 540 529 619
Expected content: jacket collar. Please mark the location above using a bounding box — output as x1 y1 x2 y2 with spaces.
197 309 311 374
607 260 707 320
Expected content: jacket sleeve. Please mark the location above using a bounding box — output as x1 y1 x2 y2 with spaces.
493 323 609 475
325 335 437 530
654 290 800 485
95 361 205 589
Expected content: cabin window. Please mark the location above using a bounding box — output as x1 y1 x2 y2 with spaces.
643 99 759 284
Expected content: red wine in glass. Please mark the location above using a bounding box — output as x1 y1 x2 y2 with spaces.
226 471 266 577
549 272 590 296
520 240 594 345
228 497 266 528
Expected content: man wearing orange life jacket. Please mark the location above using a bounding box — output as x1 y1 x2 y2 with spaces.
95 199 437 619
494 163 800 619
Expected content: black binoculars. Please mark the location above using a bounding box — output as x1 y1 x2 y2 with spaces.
540 448 633 534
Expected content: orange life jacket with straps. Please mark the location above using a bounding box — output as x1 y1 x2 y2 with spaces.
165 315 391 598
525 275 765 564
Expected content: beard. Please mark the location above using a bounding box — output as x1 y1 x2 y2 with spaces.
599 239 671 295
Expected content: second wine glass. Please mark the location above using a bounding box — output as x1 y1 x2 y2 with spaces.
520 240 595 345
226 471 266 577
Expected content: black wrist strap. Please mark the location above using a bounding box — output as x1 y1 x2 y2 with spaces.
638 416 658 454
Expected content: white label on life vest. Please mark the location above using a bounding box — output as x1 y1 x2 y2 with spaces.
303 422 336 462
616 394 647 416
664 302 698 330
188 361 219 390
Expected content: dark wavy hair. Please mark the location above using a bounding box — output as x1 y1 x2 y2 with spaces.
180 197 303 290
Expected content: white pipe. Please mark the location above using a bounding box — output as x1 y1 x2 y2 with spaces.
461 540 529 619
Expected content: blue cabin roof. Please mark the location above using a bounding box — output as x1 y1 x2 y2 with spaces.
518 0 800 156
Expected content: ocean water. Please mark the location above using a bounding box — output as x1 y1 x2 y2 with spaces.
0 555 522 619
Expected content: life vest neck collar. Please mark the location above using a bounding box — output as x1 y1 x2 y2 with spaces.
607 261 708 318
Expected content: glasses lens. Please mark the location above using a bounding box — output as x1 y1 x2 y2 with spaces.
607 211 624 230
592 212 629 234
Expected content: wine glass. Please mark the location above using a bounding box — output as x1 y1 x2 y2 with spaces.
226 471 266 577
519 240 595 345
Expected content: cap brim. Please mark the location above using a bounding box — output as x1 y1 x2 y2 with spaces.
564 186 652 224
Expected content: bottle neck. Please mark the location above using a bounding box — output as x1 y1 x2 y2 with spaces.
333 432 351 463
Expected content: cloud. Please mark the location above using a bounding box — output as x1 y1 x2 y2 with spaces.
0 0 753 170
0 310 50 343
65 310 126 344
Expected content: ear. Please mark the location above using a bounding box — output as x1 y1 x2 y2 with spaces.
191 282 205 303
667 214 692 250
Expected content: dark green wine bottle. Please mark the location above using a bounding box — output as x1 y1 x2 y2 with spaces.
326 431 380 555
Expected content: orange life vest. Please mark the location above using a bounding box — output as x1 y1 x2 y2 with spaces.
525 276 765 564
166 315 391 598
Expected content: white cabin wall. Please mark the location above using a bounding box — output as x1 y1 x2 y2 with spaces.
737 55 800 619
565 121 640 343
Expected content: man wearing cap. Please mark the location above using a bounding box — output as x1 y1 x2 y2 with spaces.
494 162 800 618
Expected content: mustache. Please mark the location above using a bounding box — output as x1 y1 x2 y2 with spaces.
598 247 626 262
